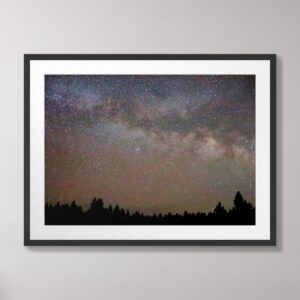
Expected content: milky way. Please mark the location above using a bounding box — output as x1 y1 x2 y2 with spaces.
45 75 255 214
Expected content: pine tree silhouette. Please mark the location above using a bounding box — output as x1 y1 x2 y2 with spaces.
45 191 255 225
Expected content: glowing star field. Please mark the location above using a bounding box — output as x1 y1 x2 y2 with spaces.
45 75 255 214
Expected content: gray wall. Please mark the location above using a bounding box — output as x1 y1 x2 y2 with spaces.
0 0 298 299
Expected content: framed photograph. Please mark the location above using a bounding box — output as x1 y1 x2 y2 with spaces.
24 54 276 246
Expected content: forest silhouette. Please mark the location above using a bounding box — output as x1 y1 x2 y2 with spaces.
45 191 255 225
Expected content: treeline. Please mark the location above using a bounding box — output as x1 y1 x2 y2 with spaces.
45 191 255 225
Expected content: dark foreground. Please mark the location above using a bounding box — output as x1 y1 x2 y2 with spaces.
45 191 255 225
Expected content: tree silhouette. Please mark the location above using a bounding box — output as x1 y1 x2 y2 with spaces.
214 201 226 215
45 191 255 225
90 198 104 210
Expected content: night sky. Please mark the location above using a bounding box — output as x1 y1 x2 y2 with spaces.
45 75 255 214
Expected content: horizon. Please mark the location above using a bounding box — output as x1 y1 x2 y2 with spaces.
46 190 254 215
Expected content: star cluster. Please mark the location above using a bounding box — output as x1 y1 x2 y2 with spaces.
45 75 255 214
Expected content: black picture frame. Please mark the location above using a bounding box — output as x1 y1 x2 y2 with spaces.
24 54 276 246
